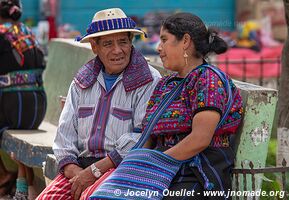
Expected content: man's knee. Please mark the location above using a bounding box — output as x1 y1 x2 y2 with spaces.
36 174 72 200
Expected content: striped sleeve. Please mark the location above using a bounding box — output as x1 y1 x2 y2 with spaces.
52 81 81 170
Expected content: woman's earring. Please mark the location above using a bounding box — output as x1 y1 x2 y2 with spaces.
184 51 188 66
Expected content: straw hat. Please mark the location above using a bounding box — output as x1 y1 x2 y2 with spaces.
76 8 145 43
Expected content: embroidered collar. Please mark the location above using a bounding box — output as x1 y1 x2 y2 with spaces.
74 47 153 92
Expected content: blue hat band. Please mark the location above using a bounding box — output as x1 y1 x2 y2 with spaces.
87 17 136 34
76 17 140 41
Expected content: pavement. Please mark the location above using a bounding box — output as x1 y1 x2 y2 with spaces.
0 195 13 200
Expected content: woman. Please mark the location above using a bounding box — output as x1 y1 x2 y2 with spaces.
0 0 47 199
142 13 243 199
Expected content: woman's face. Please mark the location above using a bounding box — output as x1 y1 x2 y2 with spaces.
157 27 185 72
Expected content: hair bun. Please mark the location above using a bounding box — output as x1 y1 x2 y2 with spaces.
207 28 228 55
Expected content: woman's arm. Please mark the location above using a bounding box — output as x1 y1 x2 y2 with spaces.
164 110 220 160
143 137 155 148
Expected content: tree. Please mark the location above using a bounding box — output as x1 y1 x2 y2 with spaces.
277 0 289 166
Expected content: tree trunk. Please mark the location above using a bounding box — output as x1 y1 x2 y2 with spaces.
277 0 289 166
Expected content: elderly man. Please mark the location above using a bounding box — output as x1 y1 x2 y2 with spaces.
37 8 161 200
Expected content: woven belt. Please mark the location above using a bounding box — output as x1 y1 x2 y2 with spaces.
0 69 43 88
210 134 234 148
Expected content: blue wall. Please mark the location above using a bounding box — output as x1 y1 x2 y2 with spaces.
21 0 39 23
21 0 236 33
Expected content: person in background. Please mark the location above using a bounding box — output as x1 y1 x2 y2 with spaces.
142 12 243 199
236 20 262 52
0 0 47 199
36 8 161 200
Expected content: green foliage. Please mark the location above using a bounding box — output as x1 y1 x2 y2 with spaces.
266 139 277 166
260 139 288 200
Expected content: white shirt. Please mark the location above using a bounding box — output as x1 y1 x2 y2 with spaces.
53 65 161 169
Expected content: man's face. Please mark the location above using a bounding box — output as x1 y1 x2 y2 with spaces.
90 32 132 74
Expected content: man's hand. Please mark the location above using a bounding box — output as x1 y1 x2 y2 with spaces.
63 164 83 179
67 156 115 199
69 166 96 200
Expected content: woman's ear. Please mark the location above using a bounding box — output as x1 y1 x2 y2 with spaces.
183 33 191 50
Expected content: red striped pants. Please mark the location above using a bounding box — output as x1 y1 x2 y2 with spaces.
36 169 115 200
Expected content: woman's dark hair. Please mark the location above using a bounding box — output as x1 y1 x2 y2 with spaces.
162 12 227 58
0 0 22 21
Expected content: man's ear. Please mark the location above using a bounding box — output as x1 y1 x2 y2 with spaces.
89 38 98 54
183 33 191 50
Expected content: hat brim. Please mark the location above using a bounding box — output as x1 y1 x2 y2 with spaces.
79 29 144 43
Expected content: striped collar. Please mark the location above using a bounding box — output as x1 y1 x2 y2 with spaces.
74 47 153 92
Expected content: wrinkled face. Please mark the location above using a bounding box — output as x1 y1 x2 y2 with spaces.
90 32 132 74
157 27 184 71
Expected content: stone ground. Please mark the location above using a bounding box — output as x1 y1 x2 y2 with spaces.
0 195 13 200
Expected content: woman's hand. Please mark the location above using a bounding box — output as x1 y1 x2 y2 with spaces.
164 110 220 160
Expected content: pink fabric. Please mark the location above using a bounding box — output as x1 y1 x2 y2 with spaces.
80 168 115 200
216 45 283 78
36 169 115 200
36 174 72 200
48 16 57 39
9 5 20 15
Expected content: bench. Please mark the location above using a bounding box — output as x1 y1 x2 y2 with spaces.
0 38 95 191
1 39 278 195
231 80 277 195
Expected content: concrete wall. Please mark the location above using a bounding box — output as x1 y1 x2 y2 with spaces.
44 39 95 125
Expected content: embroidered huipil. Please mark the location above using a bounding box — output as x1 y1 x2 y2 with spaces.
143 65 243 148
53 49 161 170
0 22 46 130
0 22 45 90
0 22 44 71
